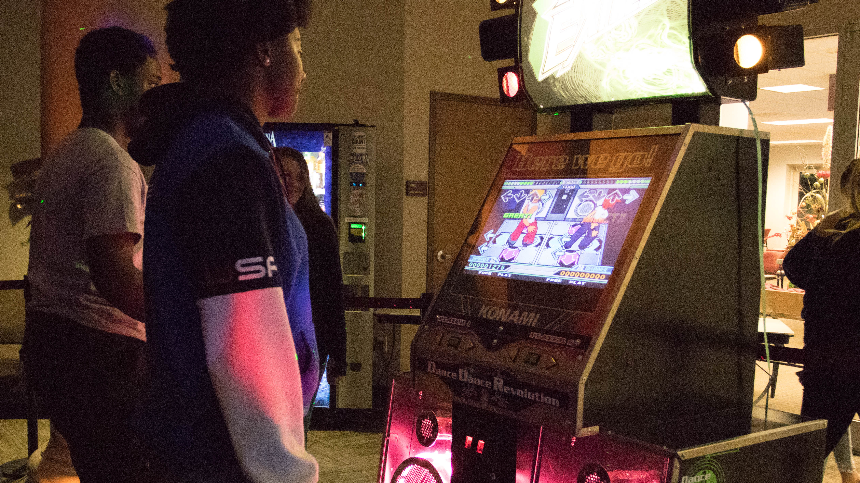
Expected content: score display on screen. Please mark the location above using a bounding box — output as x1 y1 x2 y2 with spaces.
521 0 709 109
464 177 651 288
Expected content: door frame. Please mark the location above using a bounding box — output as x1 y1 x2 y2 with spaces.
830 22 860 211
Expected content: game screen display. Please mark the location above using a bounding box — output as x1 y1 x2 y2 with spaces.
521 0 709 109
464 177 651 289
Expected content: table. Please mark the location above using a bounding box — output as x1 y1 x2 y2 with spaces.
762 287 804 320
756 317 795 404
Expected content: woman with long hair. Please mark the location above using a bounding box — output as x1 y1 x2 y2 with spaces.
784 158 860 482
273 146 347 391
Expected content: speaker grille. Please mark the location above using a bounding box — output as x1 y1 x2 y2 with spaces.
391 457 443 483
578 464 611 483
415 411 439 447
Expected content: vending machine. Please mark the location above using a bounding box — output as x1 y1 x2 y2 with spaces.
264 122 375 410
378 125 825 483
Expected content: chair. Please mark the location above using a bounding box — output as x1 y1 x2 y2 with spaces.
763 249 787 286
0 279 39 480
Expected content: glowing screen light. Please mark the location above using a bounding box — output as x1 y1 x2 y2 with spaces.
521 0 709 109
734 34 764 69
502 71 521 98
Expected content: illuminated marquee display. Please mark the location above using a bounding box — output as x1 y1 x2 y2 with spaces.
522 0 709 108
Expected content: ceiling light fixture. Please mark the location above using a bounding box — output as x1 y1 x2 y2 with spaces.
770 140 822 144
760 84 824 93
761 118 833 125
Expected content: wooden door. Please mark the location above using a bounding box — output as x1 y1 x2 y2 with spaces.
427 92 536 293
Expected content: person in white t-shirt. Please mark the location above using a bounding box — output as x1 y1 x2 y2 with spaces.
22 26 161 483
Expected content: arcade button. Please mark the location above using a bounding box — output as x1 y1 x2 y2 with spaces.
524 351 541 366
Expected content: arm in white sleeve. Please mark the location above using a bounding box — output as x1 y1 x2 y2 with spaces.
199 287 318 483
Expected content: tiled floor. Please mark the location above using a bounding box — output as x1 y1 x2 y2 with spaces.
0 327 849 483
308 431 382 482
1 415 845 483
753 317 846 483
0 423 383 483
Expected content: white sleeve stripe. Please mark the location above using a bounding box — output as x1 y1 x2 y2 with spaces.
199 288 318 483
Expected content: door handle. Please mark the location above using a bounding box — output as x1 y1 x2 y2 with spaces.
436 250 450 262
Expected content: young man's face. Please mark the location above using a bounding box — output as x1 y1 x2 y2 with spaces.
265 28 305 120
132 57 163 99
120 56 162 129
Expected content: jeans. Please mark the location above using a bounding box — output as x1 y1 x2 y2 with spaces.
21 311 147 483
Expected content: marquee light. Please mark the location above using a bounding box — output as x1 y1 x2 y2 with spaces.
761 84 823 93
698 25 805 76
479 13 518 62
734 35 764 69
502 71 520 98
491 0 518 11
497 65 527 103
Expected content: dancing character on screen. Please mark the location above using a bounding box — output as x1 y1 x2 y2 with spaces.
507 189 545 248
553 222 603 267
583 194 619 224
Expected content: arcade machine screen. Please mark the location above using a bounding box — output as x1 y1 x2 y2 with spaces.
449 173 654 319
463 176 651 290
521 0 709 110
434 133 679 344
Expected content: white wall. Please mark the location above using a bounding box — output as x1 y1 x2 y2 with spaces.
400 1 503 297
764 143 825 251
0 0 40 280
291 0 407 297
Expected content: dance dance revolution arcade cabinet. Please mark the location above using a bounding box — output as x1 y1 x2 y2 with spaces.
378 1 825 483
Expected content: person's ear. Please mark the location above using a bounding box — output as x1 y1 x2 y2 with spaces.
109 70 127 94
256 42 273 67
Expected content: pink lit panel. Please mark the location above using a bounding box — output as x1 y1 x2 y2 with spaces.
538 429 670 483
381 374 453 483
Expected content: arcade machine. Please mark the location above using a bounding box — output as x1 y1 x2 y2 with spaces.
264 122 376 410
378 1 825 482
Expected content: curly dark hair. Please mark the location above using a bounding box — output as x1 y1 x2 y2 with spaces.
165 0 311 82
75 27 156 116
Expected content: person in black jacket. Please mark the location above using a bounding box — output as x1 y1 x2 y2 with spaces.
784 158 860 468
274 146 348 390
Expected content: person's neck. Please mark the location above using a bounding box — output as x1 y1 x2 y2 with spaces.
79 114 129 149
194 78 261 124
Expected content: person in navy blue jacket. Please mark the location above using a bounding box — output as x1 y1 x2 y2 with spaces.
127 0 318 481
